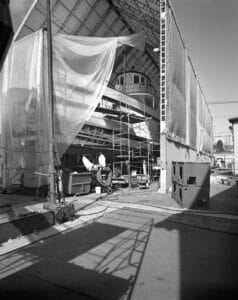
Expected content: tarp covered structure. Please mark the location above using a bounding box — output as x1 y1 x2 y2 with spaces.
166 6 213 154
1 29 145 188
166 7 186 144
188 60 198 150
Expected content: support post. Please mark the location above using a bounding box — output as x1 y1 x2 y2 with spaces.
158 0 167 193
229 118 238 175
147 139 150 181
112 130 115 176
123 46 126 93
46 0 55 203
146 118 151 181
127 111 131 187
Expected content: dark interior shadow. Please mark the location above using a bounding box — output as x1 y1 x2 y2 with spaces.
155 213 238 300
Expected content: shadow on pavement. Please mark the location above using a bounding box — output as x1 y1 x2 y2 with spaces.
2 202 238 299
0 209 153 300
209 184 238 214
0 211 55 245
155 214 238 300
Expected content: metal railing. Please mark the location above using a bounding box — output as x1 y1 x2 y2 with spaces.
115 83 156 96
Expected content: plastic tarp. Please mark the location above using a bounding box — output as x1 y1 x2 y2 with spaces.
166 8 186 143
1 30 145 188
188 61 197 149
53 31 144 158
203 103 213 154
198 88 205 126
197 90 205 152
166 5 213 154
1 30 49 188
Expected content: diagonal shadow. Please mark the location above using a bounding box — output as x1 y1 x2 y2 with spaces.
155 213 238 300
209 184 238 214
0 209 153 300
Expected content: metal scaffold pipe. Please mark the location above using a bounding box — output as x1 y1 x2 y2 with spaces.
127 111 131 188
46 0 55 203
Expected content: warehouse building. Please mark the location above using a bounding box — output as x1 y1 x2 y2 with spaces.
1 0 213 195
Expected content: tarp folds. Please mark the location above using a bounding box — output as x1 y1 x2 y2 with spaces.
203 104 213 154
166 8 186 143
188 61 197 149
1 30 49 188
1 30 145 188
166 5 212 154
53 32 145 159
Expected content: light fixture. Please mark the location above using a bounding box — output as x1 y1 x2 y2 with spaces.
153 47 159 53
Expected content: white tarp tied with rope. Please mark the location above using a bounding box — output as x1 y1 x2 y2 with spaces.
1 30 145 188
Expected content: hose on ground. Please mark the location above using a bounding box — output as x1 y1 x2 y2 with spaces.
96 168 112 187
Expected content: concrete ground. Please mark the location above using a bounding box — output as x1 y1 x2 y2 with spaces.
0 181 238 244
0 180 238 298
0 203 238 299
1 180 238 222
103 181 238 215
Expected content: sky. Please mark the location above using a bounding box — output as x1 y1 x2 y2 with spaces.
170 0 238 135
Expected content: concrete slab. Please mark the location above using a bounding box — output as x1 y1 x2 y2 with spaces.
0 207 238 299
0 180 238 249
11 203 48 218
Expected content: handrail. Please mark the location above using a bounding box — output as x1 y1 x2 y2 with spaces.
104 87 160 122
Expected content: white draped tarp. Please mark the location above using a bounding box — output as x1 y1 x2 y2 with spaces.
197 89 205 152
1 30 48 188
1 30 145 188
166 7 186 144
166 4 213 154
188 60 197 149
203 103 213 154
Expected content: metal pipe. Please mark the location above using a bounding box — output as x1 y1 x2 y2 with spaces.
112 130 115 176
147 139 150 180
128 110 131 187
46 0 55 203
13 0 39 42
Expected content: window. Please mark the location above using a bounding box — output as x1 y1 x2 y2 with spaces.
141 76 145 85
120 76 124 85
134 75 139 84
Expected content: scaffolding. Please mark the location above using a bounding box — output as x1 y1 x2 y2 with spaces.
61 94 160 186
111 102 154 185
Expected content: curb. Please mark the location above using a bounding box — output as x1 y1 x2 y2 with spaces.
1 198 238 256
98 200 238 235
0 206 116 256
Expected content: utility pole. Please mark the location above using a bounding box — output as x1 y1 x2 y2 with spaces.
46 0 55 203
146 117 152 182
